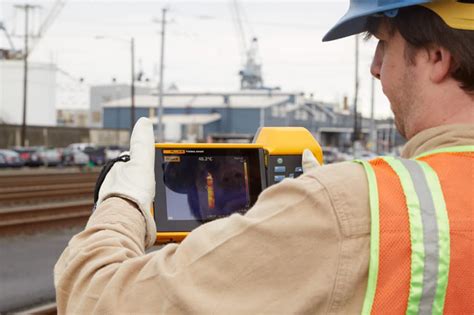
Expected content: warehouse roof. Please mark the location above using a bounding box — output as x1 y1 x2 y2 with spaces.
150 113 222 125
103 92 301 109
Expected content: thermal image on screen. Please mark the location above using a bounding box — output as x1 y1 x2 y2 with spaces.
206 172 215 210
163 153 252 221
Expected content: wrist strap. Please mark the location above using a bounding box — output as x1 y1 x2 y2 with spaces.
93 154 131 204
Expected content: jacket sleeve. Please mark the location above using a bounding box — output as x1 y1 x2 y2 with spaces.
54 164 369 314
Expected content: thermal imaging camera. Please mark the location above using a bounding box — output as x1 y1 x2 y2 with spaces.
153 127 323 244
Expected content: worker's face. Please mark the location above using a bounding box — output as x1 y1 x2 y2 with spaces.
370 23 421 138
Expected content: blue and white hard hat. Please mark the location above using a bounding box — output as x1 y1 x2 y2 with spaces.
323 0 432 41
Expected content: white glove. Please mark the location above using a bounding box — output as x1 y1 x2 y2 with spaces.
97 117 157 247
302 148 321 174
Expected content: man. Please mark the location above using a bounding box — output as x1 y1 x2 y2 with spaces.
55 0 473 313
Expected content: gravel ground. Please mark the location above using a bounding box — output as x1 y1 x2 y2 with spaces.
0 227 82 312
0 225 162 312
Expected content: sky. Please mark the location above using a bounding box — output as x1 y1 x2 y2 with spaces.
0 0 393 118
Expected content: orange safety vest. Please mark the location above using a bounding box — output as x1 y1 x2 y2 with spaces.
357 146 474 315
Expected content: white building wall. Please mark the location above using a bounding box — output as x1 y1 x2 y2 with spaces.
0 60 57 126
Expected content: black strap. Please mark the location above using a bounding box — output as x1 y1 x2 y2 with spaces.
93 154 131 204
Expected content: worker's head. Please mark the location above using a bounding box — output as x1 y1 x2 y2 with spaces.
324 0 474 139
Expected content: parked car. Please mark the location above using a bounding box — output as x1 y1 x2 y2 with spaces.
12 147 43 167
322 147 348 164
60 148 89 166
105 145 123 161
82 146 106 166
68 143 95 152
35 146 62 167
0 149 24 168
359 151 378 160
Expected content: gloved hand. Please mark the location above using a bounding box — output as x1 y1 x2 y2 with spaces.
302 148 321 173
96 117 157 247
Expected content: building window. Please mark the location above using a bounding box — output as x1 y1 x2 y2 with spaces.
316 112 322 122
302 110 308 121
279 105 286 117
295 109 308 121
92 111 101 123
272 105 285 118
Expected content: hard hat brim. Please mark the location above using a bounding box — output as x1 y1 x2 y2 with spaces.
322 0 431 42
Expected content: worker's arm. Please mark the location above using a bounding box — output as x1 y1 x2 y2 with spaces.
54 118 370 314
54 197 148 313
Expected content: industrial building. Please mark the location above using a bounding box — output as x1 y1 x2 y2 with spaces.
89 83 155 128
101 91 382 150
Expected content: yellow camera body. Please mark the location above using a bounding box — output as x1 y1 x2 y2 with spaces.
153 127 323 244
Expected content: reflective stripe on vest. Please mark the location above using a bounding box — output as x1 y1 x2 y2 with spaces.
356 146 474 314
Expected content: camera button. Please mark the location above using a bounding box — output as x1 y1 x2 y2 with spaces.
274 175 285 183
274 166 286 173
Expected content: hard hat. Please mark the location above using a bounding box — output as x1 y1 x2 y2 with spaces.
323 0 474 42
423 0 474 32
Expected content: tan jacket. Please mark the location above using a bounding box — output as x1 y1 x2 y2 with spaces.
54 124 474 314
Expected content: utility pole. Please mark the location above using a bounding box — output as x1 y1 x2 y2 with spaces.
15 4 40 147
130 37 135 134
21 6 29 147
157 8 167 142
352 34 360 157
370 75 376 153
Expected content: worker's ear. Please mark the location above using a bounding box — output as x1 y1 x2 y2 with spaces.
427 45 453 84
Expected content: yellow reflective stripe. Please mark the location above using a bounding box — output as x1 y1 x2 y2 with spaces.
418 161 450 315
399 159 444 315
355 160 380 315
414 145 474 159
384 157 425 315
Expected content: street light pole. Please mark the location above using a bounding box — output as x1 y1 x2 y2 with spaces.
112 77 120 144
130 37 135 134
95 35 136 138
157 8 167 142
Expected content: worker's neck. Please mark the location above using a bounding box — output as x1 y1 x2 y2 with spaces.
406 88 474 139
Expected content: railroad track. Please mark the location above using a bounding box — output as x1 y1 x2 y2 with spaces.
0 171 99 312
0 200 93 234
0 182 95 206
0 170 99 234
0 170 99 189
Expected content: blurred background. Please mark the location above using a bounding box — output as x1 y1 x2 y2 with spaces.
0 0 404 312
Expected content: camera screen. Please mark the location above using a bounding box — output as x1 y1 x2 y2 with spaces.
155 148 265 229
163 154 252 221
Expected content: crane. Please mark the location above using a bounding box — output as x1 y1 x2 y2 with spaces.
6 0 66 59
0 21 16 51
0 21 25 59
27 0 66 56
229 0 264 90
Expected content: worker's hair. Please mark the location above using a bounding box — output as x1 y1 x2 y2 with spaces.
366 6 474 93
